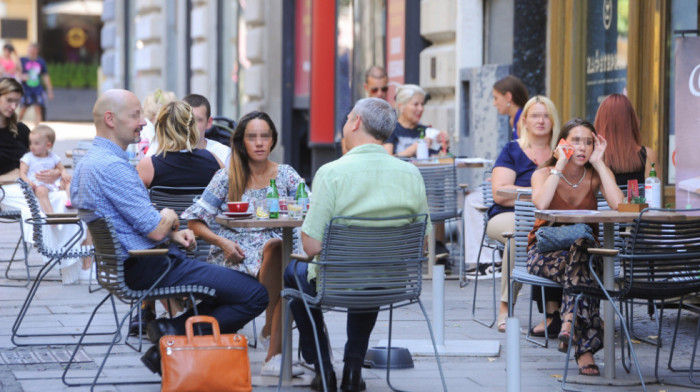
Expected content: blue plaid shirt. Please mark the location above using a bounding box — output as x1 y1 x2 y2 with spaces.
71 137 163 260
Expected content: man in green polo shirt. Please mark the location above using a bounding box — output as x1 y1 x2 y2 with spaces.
284 97 431 391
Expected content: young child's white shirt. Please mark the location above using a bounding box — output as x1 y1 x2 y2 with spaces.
20 151 61 190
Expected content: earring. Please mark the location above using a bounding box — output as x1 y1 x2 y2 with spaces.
507 102 511 107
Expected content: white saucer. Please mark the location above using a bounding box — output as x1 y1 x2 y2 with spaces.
222 212 253 218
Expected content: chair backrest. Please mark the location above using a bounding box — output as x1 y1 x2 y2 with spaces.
315 214 428 311
149 186 210 260
71 141 93 168
17 179 50 250
513 192 536 269
621 208 700 299
417 164 459 222
79 210 130 298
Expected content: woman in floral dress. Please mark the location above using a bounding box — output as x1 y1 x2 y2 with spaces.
182 111 305 376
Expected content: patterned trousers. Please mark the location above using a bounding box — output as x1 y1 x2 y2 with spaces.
527 238 603 359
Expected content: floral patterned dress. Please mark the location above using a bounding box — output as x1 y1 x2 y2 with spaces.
181 164 303 277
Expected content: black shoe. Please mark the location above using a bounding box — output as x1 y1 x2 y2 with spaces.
340 364 366 392
435 256 452 275
310 368 337 391
435 241 450 256
129 307 156 336
529 311 562 338
146 318 180 344
140 345 161 375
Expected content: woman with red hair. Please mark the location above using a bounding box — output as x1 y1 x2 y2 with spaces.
593 94 659 185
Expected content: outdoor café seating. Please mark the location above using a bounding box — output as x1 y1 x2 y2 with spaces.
0 184 30 287
278 214 446 392
561 208 700 392
62 210 217 391
12 179 96 346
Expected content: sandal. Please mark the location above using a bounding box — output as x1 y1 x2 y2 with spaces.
529 311 561 338
497 313 507 333
578 363 600 376
557 318 572 353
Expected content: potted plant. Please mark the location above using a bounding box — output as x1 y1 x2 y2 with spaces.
618 196 649 212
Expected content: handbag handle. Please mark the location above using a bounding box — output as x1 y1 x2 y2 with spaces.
185 315 221 344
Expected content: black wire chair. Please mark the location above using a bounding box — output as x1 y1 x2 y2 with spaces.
0 184 31 287
278 214 446 392
62 210 217 391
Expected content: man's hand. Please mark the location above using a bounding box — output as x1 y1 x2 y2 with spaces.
34 168 61 184
217 237 245 265
170 229 196 250
160 208 179 230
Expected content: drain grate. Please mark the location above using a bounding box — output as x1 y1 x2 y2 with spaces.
0 348 91 364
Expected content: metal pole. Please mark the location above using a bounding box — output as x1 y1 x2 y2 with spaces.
433 264 445 345
506 317 521 392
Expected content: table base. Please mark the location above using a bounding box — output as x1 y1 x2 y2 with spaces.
378 339 500 357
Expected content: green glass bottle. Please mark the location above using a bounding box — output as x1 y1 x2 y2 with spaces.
267 179 280 219
296 178 309 215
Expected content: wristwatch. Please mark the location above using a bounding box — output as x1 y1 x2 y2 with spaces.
550 169 563 178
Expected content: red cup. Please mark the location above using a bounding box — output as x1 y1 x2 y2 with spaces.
227 201 249 213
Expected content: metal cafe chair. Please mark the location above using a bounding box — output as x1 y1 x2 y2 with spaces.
416 164 466 280
470 170 503 328
278 214 446 392
12 179 100 346
62 210 217 391
0 184 31 287
561 208 700 391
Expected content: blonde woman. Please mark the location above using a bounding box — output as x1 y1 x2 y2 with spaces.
488 95 561 333
383 84 448 157
140 89 177 156
137 100 223 188
132 101 223 333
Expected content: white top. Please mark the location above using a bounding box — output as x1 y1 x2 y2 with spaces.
205 139 231 167
20 151 61 188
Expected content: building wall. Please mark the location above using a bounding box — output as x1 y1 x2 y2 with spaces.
0 0 39 56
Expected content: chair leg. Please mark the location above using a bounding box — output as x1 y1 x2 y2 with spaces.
472 246 497 328
689 312 700 384
417 299 447 392
62 295 159 389
524 286 549 348
0 230 31 287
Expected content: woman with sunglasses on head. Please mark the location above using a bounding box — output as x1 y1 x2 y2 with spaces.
383 84 449 157
492 75 529 141
527 118 622 376
182 111 306 378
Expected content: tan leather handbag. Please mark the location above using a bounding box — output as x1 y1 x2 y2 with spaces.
160 315 252 392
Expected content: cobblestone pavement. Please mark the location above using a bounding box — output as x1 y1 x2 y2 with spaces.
1 133 699 391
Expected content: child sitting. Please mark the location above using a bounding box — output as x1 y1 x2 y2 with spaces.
19 124 70 214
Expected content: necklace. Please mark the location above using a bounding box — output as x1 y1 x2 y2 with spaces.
561 167 587 188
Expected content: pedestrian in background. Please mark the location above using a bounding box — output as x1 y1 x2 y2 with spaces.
0 43 20 79
492 75 529 140
19 43 53 125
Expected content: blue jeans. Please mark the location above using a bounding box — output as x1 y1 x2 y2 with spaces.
284 260 378 371
125 244 268 334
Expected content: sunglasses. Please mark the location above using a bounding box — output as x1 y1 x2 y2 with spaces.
370 86 389 93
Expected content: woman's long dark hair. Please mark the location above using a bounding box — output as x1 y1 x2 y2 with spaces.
227 111 278 202
0 77 23 137
541 117 597 170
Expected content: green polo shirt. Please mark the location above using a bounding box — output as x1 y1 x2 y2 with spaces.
302 143 432 282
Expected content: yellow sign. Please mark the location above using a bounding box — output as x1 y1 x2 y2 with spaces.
66 27 87 48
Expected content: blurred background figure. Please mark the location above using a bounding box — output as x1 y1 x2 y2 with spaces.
18 43 53 125
363 65 389 100
492 75 529 141
0 43 20 79
141 89 177 157
593 93 659 186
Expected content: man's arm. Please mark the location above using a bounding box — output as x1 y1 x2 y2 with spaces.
301 232 322 257
146 208 179 241
42 73 53 100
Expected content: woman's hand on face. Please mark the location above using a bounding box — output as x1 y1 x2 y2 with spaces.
220 237 245 265
553 144 571 170
589 134 607 167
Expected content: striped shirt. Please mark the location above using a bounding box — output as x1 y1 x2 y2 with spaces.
71 137 163 260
